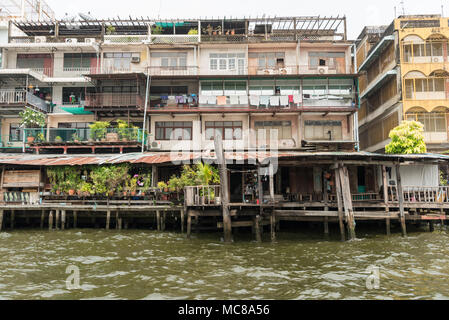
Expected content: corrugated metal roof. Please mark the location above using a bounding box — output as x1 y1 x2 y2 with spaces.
0 152 446 167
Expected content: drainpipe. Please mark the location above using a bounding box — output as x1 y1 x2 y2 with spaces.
142 71 151 153
353 43 360 151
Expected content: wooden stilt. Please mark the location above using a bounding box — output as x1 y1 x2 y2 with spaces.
386 217 391 236
55 210 60 230
118 218 122 231
48 211 54 231
338 166 356 240
429 221 435 232
187 211 192 239
395 164 407 237
162 212 166 231
124 219 129 230
156 211 161 231
0 210 3 232
334 168 346 241
270 211 276 242
106 210 111 230
10 210 15 229
214 134 232 243
381 166 391 236
324 216 329 236
115 212 119 230
180 209 185 233
73 211 78 228
254 215 262 242
61 210 66 231
40 210 45 229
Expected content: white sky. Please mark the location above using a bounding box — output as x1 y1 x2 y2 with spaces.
45 0 447 39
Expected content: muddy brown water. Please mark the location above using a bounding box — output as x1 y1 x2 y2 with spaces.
0 226 448 300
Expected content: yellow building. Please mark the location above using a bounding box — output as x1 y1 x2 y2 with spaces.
357 15 449 152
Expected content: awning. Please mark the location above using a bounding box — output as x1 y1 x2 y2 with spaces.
360 69 397 99
61 107 93 115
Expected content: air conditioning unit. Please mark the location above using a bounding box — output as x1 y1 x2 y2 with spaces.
65 38 78 43
85 38 96 44
150 141 162 150
131 53 141 63
35 36 46 43
317 66 328 74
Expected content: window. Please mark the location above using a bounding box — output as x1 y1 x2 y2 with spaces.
304 120 343 140
9 124 23 142
58 123 91 129
155 122 192 140
209 53 245 71
104 52 134 71
406 112 447 132
254 121 292 141
17 54 51 69
151 52 187 68
64 53 96 69
205 121 243 140
62 87 95 104
308 52 345 69
150 86 188 96
249 52 285 70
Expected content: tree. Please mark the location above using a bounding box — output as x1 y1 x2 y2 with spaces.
385 121 427 154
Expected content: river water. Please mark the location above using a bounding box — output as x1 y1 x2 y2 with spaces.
1 226 449 300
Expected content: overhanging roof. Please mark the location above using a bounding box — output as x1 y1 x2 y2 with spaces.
360 69 397 99
358 35 395 72
0 151 446 167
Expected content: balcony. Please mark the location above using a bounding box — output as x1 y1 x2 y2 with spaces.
147 66 199 76
0 90 49 113
84 93 145 110
25 128 146 154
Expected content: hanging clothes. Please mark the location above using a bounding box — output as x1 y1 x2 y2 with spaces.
288 95 294 103
260 96 270 106
280 96 289 106
199 95 208 104
270 96 280 107
217 96 227 105
293 94 302 104
249 95 260 106
239 95 249 105
207 96 217 105
230 95 239 105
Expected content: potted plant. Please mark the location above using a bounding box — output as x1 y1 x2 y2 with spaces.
72 133 81 143
127 175 139 196
157 181 168 192
20 109 46 144
55 136 63 143
89 121 110 142
188 28 198 35
106 25 116 35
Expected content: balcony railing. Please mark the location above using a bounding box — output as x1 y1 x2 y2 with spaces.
85 93 145 108
24 128 145 144
147 66 199 76
388 186 449 204
185 186 221 206
62 67 96 76
0 90 49 112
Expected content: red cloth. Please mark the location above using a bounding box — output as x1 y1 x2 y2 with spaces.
288 95 294 103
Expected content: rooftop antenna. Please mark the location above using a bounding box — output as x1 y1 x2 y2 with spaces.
400 0 405 16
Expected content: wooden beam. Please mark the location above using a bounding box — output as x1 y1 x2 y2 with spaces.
0 210 3 232
106 210 111 230
40 210 45 229
214 134 232 243
61 210 66 231
382 166 391 235
48 211 53 231
395 164 407 237
73 211 78 228
187 210 192 239
335 169 346 241
10 210 15 230
338 166 356 240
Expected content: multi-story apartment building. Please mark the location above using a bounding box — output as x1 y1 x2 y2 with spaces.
357 15 449 153
0 16 357 161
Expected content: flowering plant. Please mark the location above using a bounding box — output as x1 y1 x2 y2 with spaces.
19 109 46 128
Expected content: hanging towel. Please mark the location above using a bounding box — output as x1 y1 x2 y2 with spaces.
199 95 208 104
239 95 249 105
288 95 294 103
260 96 270 106
161 95 169 100
217 96 227 105
207 96 217 105
250 95 260 106
293 94 301 104
280 96 289 106
270 96 280 107
230 95 239 105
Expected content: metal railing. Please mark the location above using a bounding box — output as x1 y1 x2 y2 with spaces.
104 35 149 43
185 185 221 206
62 67 95 76
85 93 145 108
24 128 145 144
388 186 449 203
150 35 199 44
0 90 49 112
147 66 199 76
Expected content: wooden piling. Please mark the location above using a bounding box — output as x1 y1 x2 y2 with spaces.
73 211 78 228
48 211 53 231
180 209 185 233
162 212 166 231
429 221 435 232
254 215 262 242
61 210 66 231
334 168 345 241
106 210 111 230
156 211 161 231
382 166 391 236
270 211 276 242
395 164 407 237
40 210 45 229
115 212 119 230
338 166 356 240
187 211 192 239
55 210 60 230
10 210 15 229
0 210 3 231
324 216 329 236
214 134 232 243
118 218 122 231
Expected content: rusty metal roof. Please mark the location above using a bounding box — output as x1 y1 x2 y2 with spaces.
0 151 446 167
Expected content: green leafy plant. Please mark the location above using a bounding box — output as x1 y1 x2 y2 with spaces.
385 121 427 155
89 121 110 141
195 162 220 186
36 132 46 143
90 164 129 196
157 181 168 191
72 133 81 142
116 119 139 141
106 25 116 35
55 136 63 142
20 109 46 128
79 182 94 196
188 28 198 35
168 175 182 192
151 25 163 34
